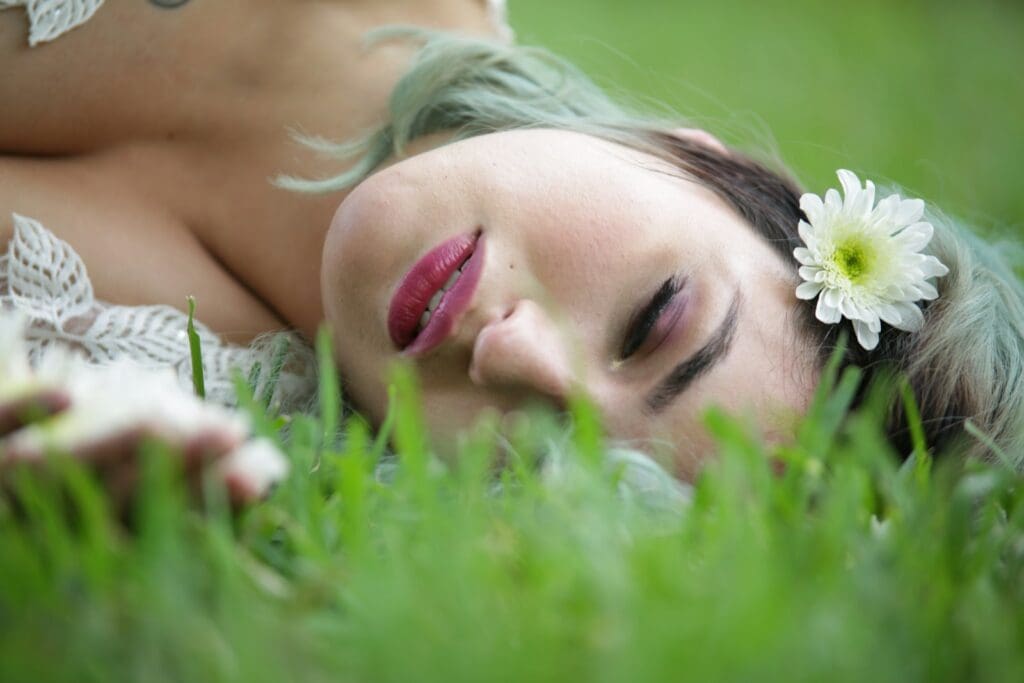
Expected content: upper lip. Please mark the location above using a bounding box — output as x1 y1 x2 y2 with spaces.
387 230 484 354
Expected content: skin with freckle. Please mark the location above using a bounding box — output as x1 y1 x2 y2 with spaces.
322 129 818 479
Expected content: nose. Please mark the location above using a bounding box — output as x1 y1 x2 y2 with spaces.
468 299 574 407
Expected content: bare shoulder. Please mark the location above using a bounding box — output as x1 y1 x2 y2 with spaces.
0 2 184 153
0 0 311 153
0 152 285 343
0 152 196 301
1 0 504 155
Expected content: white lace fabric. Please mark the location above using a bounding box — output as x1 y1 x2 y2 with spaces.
0 214 317 413
1 0 514 46
0 0 104 46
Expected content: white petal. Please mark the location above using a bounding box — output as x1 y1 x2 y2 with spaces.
890 302 924 332
793 247 817 266
916 281 939 300
869 194 900 228
837 170 861 206
816 294 843 324
894 198 925 227
900 260 929 280
839 296 857 320
894 222 934 252
823 287 843 310
800 193 825 226
895 283 924 301
863 181 876 213
902 284 923 300
798 265 821 281
848 300 881 328
880 284 903 301
844 298 864 320
824 188 843 215
876 302 903 326
852 300 877 324
798 220 817 249
853 320 879 350
796 281 824 300
919 255 949 278
849 179 875 218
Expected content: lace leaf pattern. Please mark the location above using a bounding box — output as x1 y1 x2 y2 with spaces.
0 0 105 46
1 213 317 413
5 213 93 325
1 0 513 47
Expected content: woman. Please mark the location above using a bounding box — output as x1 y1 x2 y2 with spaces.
2 0 1022 486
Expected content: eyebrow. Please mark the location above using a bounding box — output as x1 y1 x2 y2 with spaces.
643 292 742 415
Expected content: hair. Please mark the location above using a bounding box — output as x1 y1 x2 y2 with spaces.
280 27 1024 469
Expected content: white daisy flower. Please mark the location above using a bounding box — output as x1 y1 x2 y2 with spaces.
1 311 290 498
793 169 949 350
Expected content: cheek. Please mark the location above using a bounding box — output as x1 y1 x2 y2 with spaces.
331 345 392 427
326 182 406 297
672 431 717 482
504 208 633 322
700 320 815 438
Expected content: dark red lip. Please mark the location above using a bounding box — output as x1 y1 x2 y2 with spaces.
387 230 485 354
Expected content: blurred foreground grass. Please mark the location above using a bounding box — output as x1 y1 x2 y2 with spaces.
1 348 1023 682
511 0 1024 229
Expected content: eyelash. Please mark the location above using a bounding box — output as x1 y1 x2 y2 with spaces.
619 275 684 360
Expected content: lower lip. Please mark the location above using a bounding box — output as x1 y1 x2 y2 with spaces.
387 231 486 356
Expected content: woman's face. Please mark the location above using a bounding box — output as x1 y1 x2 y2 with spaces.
321 129 817 478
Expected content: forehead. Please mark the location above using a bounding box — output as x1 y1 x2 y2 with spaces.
397 128 676 189
389 129 729 236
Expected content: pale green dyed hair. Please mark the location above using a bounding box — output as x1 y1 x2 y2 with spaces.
280 28 1024 469
275 26 673 194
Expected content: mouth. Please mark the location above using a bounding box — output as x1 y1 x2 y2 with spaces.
387 229 485 356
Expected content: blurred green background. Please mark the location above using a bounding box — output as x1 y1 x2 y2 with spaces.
510 0 1024 231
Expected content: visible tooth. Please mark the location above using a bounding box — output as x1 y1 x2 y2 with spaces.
442 269 461 291
420 311 431 328
427 290 444 312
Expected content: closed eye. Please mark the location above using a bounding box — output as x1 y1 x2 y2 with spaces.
619 275 686 360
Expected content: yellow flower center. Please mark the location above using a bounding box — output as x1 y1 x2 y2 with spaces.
832 237 873 283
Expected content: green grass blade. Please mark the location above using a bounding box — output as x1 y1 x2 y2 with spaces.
186 296 206 399
315 326 341 450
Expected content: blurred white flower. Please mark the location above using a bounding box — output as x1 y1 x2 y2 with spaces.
0 312 35 394
794 169 949 350
0 312 289 495
217 438 292 499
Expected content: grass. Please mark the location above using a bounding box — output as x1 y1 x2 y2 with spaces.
3 3 1024 681
1 341 1024 682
